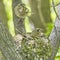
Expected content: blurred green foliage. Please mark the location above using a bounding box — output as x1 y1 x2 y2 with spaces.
45 23 53 36
3 0 15 36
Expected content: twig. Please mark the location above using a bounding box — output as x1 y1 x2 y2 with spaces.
52 0 60 20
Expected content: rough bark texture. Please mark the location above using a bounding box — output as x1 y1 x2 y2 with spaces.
47 4 60 60
0 20 22 60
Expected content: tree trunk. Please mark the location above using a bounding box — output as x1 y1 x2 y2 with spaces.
0 20 22 60
29 0 46 29
29 0 52 32
41 0 52 23
0 0 22 60
48 4 60 60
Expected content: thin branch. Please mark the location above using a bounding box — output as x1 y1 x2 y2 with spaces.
52 0 60 20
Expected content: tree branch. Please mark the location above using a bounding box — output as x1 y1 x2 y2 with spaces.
0 20 22 60
48 18 60 60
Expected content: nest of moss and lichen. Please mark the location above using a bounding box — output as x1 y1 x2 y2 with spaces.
14 28 51 60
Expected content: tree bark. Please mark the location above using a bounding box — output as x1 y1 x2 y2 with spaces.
0 20 22 60
48 19 60 60
47 4 60 60
0 0 22 60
